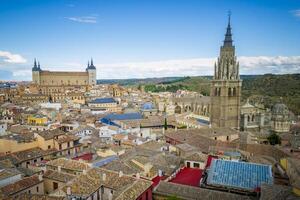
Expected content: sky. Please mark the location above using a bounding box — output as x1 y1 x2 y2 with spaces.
0 0 300 80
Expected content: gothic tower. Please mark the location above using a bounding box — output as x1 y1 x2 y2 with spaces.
32 58 41 84
86 58 97 86
210 14 242 129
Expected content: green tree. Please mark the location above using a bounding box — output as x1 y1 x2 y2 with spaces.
164 117 168 130
167 196 182 200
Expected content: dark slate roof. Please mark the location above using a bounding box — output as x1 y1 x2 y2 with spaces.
90 98 117 104
272 103 289 115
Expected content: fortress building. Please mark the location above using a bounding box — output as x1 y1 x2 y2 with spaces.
32 58 96 95
210 14 242 129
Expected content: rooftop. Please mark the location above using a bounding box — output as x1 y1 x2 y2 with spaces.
89 97 117 104
102 112 143 121
169 167 202 187
37 129 65 140
155 181 252 200
207 159 273 191
0 175 42 196
62 168 151 199
43 169 75 183
46 158 90 172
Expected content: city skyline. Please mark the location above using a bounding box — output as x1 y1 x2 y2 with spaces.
0 0 300 80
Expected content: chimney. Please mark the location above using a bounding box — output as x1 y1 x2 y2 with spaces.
38 174 43 181
102 173 106 181
67 186 71 195
119 171 123 177
175 126 178 132
58 166 61 173
136 173 140 179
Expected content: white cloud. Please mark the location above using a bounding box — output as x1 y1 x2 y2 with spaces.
66 16 97 24
291 9 300 18
1 55 299 81
0 51 27 64
95 56 300 79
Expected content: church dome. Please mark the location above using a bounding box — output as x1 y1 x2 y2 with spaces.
272 103 289 115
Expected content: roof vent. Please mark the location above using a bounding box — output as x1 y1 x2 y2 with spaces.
102 173 106 181
67 186 71 195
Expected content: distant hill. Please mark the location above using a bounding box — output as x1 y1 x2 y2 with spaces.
97 74 300 115
97 77 184 86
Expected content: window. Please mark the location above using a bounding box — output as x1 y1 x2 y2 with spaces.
233 88 236 96
67 142 70 148
59 144 62 150
28 190 31 194
53 182 58 190
36 186 39 192
228 88 232 96
186 162 190 168
194 163 200 168
226 136 229 141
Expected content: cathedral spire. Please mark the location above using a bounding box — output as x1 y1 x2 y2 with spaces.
223 11 233 47
90 58 94 66
32 58 39 71
34 58 37 68
86 58 96 70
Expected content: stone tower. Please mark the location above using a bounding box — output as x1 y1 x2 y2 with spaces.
210 14 242 129
32 58 41 84
86 58 97 86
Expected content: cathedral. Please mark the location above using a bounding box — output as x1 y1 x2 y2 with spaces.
210 14 242 129
32 59 97 95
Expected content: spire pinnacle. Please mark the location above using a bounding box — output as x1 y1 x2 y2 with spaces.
228 10 231 26
223 11 233 47
90 58 93 66
34 58 37 67
88 61 90 67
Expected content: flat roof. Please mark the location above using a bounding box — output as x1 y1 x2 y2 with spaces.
90 98 116 104
207 159 273 191
169 167 202 187
102 112 143 121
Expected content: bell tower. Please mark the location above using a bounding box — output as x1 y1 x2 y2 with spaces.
210 13 242 129
86 58 97 86
32 58 41 84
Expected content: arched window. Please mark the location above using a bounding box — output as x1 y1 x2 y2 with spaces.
247 115 250 122
228 88 232 96
233 88 236 96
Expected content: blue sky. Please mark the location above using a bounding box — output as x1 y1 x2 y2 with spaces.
0 0 300 80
